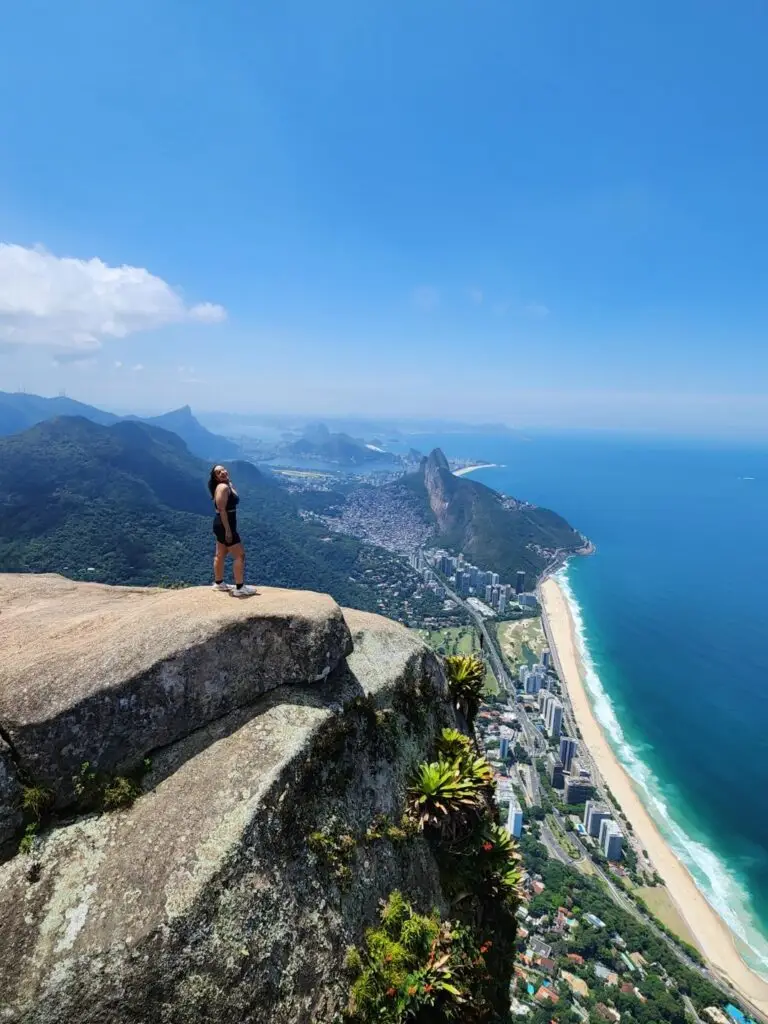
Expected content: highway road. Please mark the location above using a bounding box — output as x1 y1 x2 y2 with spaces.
438 576 545 756
539 821 572 865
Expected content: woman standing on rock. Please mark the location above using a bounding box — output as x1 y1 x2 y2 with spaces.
208 465 257 597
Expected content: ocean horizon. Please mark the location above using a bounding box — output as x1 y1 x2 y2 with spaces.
409 429 768 979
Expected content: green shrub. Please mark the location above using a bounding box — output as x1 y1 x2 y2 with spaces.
21 784 54 821
406 733 493 838
345 891 481 1022
73 759 148 813
101 776 142 810
18 822 38 856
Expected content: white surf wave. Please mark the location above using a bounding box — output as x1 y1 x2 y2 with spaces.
556 565 768 979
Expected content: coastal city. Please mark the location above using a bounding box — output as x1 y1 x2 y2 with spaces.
389 537 761 1024
246 447 768 1024
5 8 768 1023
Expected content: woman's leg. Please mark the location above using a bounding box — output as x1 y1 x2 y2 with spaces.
213 541 227 584
230 542 245 587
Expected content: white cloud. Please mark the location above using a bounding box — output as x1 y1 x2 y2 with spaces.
468 286 484 304
0 243 227 353
412 285 440 311
114 360 123 369
189 302 226 323
523 301 550 318
132 364 145 372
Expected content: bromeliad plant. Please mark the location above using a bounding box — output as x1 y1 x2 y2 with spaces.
345 891 492 1023
345 727 520 1021
437 820 522 916
434 728 473 763
407 730 494 838
407 760 480 834
474 823 522 901
443 656 485 726
436 729 493 793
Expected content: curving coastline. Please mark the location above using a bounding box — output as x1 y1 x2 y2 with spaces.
452 463 499 476
539 575 768 1019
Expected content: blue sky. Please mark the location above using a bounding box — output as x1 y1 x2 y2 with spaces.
1 0 767 434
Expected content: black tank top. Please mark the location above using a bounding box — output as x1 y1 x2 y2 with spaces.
213 487 239 516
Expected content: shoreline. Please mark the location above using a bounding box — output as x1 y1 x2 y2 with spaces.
539 575 768 1018
452 463 499 477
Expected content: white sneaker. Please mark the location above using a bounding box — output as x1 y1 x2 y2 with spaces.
211 582 232 592
231 585 258 598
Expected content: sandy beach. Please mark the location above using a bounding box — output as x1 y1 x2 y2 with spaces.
452 463 498 477
540 576 768 1018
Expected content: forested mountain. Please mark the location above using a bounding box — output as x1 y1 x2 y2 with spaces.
127 404 240 460
319 447 585 582
0 391 238 461
0 417 378 606
288 422 394 465
0 391 118 435
403 449 585 579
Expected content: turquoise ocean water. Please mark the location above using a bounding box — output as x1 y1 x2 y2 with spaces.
406 430 768 976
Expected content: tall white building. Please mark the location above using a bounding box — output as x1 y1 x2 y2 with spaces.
545 698 563 738
496 777 514 804
491 572 500 586
559 736 578 772
539 689 554 714
541 649 551 669
506 798 524 839
499 727 513 761
599 818 623 861
524 669 541 695
584 800 611 837
532 663 548 686
498 592 507 614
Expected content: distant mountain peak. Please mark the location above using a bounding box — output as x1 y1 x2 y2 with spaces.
151 405 194 421
425 448 450 472
302 422 331 444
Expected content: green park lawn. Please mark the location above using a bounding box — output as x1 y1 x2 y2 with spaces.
415 626 499 695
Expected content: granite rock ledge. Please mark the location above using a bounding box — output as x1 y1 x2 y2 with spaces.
0 574 353 811
0 577 457 1024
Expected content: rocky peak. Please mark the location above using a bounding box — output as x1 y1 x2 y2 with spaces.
422 447 457 523
0 574 457 1024
424 447 450 473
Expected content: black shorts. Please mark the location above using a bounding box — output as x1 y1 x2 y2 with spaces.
213 519 241 547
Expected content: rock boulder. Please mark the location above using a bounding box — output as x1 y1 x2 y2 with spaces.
0 596 455 1024
0 574 352 816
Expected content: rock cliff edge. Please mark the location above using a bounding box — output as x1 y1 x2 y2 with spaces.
0 575 458 1023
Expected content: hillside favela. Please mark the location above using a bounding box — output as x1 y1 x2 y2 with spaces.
2 5 768 1024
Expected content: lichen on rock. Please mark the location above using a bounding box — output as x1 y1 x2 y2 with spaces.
0 581 465 1024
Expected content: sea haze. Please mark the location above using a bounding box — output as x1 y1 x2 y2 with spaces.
410 430 768 977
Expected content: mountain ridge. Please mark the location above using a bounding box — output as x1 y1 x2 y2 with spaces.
288 422 394 465
414 448 585 579
0 390 238 461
